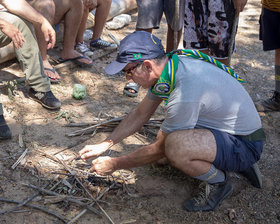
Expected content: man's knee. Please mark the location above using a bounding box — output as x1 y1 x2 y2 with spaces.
28 0 55 23
165 131 186 161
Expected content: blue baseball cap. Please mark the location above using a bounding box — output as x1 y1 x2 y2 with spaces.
105 31 165 75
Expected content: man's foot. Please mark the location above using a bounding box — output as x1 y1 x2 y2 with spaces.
44 68 61 84
75 41 94 57
0 115 12 140
28 88 61 110
42 60 61 84
238 163 262 188
60 50 93 68
184 174 233 212
90 38 118 50
255 91 280 112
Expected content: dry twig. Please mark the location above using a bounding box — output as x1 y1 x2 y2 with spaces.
0 198 67 223
11 148 28 169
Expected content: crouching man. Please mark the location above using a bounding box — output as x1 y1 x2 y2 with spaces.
79 31 265 212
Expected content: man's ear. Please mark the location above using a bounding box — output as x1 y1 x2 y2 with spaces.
142 60 153 72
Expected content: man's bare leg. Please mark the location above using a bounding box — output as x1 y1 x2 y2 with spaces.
166 24 182 53
91 0 111 41
164 129 233 212
53 0 92 65
28 0 60 81
164 129 217 176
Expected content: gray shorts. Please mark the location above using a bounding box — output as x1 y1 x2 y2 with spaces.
183 0 237 59
136 0 184 31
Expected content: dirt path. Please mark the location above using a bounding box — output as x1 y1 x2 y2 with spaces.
0 0 279 223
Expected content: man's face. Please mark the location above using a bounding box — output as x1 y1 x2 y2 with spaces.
122 62 151 89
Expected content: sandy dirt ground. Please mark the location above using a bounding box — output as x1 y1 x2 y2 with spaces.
0 0 280 223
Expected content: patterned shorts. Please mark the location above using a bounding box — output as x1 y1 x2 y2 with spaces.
183 0 237 59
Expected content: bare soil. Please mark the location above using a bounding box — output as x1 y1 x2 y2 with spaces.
0 1 279 223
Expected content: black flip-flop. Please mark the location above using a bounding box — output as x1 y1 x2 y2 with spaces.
44 68 60 84
123 82 140 97
59 55 93 68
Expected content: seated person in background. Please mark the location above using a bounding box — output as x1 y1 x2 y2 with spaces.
0 0 61 140
27 0 94 83
75 0 117 57
79 31 264 212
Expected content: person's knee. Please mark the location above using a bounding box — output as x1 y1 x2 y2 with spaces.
165 131 191 168
165 132 182 163
71 0 84 9
29 0 55 23
97 0 111 7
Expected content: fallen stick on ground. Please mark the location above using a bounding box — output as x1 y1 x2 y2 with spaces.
66 117 124 137
56 158 116 224
0 183 49 215
22 183 101 216
11 148 28 169
0 198 67 223
67 182 117 224
66 117 163 137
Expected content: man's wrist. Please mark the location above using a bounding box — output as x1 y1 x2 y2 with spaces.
104 139 114 148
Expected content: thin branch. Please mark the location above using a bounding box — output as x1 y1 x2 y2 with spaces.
11 148 28 169
56 158 115 224
66 117 124 137
67 182 117 224
22 183 101 216
0 198 67 223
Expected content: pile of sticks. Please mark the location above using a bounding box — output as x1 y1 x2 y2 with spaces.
0 116 163 223
65 116 163 137
0 146 137 223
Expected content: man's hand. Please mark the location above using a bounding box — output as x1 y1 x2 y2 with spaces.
79 141 113 160
90 156 116 175
40 18 56 49
233 0 248 16
0 20 25 49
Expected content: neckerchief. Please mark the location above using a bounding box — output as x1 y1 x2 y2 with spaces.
150 49 244 104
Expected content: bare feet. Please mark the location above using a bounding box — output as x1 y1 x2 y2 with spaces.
60 50 93 66
43 60 61 82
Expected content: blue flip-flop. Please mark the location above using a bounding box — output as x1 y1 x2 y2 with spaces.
59 55 93 68
44 68 60 84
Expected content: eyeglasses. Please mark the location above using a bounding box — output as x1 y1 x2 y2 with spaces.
122 62 142 78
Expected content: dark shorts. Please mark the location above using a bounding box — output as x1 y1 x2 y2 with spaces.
259 7 280 51
210 129 263 172
183 0 237 59
136 0 184 31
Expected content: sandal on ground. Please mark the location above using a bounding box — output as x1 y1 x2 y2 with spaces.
58 55 93 68
44 68 60 84
123 82 140 97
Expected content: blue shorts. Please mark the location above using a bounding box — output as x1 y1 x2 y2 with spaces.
210 129 263 172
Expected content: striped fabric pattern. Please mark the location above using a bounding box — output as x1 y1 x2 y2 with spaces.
172 49 245 83
262 0 280 12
